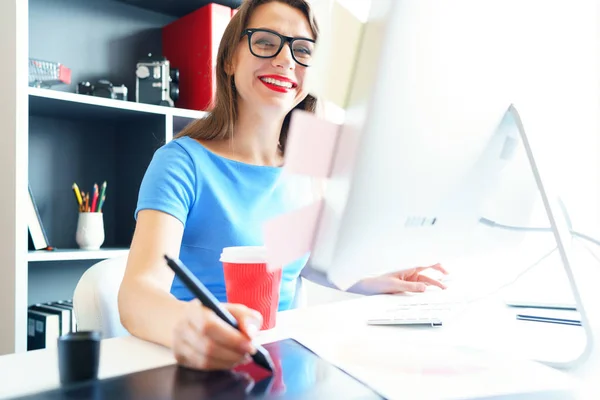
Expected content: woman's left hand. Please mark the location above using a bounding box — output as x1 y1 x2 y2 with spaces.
349 263 449 295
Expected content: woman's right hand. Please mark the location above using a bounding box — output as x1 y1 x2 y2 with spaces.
172 299 263 370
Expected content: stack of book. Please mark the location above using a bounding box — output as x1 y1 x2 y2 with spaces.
27 300 77 351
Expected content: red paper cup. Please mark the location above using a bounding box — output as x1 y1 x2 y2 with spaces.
220 246 282 330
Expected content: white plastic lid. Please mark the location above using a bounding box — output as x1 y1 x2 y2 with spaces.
219 246 267 264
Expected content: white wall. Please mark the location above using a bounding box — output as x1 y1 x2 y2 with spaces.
504 1 599 237
0 0 29 355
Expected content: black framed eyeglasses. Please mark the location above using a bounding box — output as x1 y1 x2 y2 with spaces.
241 28 315 67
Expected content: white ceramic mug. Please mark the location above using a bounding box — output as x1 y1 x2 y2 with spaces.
75 212 105 250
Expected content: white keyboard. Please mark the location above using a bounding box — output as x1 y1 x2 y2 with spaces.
366 302 459 327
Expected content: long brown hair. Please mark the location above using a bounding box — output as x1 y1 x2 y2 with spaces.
175 0 319 153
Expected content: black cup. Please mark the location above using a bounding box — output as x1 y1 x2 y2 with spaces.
57 331 101 385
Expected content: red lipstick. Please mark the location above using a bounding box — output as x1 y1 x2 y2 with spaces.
258 75 297 93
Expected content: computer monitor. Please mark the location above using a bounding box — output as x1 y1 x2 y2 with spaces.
310 103 541 287
308 0 541 290
306 0 600 375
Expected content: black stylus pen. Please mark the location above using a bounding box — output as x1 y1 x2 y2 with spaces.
164 254 274 372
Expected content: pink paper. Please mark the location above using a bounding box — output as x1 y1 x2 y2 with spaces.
284 110 340 178
263 200 323 271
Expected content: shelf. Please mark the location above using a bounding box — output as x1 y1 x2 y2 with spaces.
28 87 206 122
114 0 243 18
28 248 129 262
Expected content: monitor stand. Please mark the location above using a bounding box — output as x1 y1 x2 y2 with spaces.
510 104 600 382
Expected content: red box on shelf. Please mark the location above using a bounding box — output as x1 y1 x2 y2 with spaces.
162 4 232 111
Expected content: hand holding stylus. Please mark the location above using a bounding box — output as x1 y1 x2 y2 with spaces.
165 255 275 372
172 299 264 370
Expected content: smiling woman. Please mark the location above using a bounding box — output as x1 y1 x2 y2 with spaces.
175 0 319 155
117 0 448 373
118 0 324 373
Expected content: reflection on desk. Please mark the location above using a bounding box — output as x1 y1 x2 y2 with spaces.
7 338 384 400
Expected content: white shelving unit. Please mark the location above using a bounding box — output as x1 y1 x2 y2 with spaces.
27 248 130 262
0 0 218 355
26 88 204 262
28 86 205 142
29 87 205 121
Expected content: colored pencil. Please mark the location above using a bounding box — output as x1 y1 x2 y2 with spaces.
72 183 83 208
91 183 99 212
98 195 106 213
96 181 107 213
79 191 85 212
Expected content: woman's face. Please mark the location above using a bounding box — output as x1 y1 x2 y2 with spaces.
231 2 314 116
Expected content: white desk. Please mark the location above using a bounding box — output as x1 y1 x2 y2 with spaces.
0 290 592 400
2 239 599 399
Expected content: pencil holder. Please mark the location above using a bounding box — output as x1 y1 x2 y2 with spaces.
76 212 104 250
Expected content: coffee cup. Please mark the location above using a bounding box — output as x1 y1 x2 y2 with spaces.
220 246 282 330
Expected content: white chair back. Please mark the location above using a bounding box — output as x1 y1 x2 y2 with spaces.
73 254 130 339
